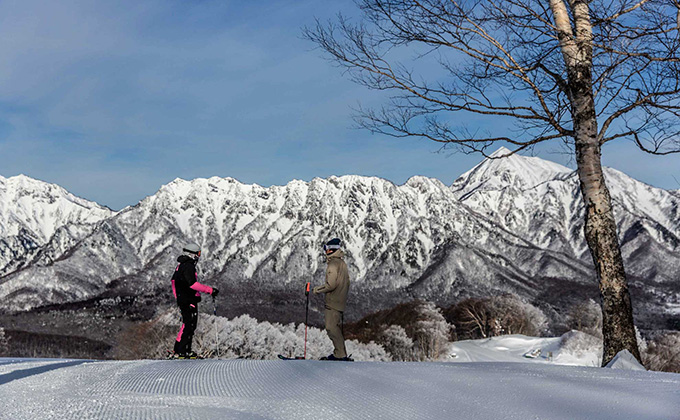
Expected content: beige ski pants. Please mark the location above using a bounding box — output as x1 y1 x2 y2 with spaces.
324 306 347 358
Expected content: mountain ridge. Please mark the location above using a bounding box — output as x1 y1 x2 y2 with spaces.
0 174 115 277
1 150 678 332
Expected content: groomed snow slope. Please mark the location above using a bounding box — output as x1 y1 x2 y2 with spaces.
1 358 678 420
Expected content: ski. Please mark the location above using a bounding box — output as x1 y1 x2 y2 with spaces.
319 355 354 362
278 354 306 360
166 349 204 360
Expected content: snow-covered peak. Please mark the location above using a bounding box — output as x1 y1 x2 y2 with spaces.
153 175 454 213
488 146 512 158
0 174 114 242
450 148 680 262
404 175 448 191
452 147 573 195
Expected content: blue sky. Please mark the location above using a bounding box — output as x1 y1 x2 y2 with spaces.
0 0 678 209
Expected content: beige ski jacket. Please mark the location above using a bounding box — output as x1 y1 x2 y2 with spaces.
314 250 350 312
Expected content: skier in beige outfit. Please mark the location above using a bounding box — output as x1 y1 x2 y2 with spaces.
313 237 352 361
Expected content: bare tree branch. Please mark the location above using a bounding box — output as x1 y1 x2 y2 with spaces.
305 0 680 368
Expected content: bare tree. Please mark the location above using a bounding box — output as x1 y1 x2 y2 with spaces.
114 317 175 360
491 294 548 336
449 297 494 339
566 298 603 338
643 331 680 373
447 294 547 339
305 0 680 365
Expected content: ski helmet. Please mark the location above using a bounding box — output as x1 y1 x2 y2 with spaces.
183 242 201 257
323 238 342 253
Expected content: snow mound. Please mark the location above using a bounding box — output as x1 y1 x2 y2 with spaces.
605 350 646 371
448 335 564 364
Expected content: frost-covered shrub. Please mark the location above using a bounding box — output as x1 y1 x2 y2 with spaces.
412 301 450 360
151 311 390 361
379 325 414 361
642 331 680 373
192 314 304 360
566 299 602 338
346 340 391 362
559 330 602 366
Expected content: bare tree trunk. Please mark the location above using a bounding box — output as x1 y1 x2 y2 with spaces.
552 0 640 366
574 119 641 366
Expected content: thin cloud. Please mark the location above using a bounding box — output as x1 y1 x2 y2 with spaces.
0 0 677 209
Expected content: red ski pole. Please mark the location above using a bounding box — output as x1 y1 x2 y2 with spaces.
304 282 310 359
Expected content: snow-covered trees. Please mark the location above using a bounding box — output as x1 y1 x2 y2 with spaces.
0 328 8 356
559 330 603 366
412 301 450 360
349 297 549 360
446 294 547 339
566 299 603 338
643 332 680 373
191 314 309 360
446 298 492 339
345 300 453 361
379 325 414 361
192 313 390 361
124 311 391 361
495 295 548 336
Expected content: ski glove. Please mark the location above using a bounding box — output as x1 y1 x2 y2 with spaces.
313 286 323 294
212 288 219 298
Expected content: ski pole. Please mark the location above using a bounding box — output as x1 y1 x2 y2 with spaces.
304 282 310 359
213 295 219 358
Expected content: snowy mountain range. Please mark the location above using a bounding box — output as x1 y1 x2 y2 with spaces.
0 175 114 279
1 149 678 330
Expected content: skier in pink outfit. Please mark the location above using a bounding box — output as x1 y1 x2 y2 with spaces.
171 242 219 358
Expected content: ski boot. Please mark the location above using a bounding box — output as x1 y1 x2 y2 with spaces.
179 351 201 359
168 350 201 360
320 354 354 362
